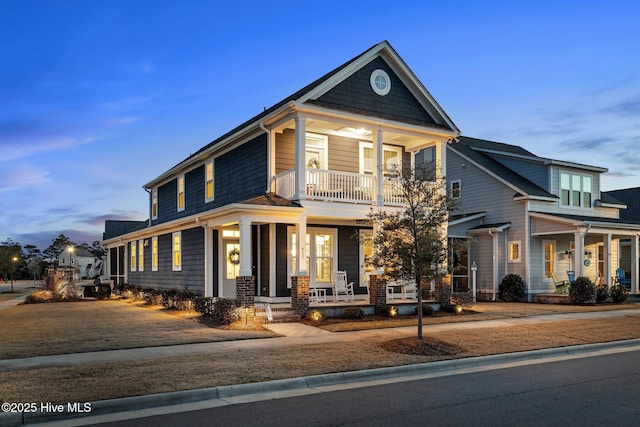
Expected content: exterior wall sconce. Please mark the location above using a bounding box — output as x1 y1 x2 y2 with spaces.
584 250 592 258
564 249 573 256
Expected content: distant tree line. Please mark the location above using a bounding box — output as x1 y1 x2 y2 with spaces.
0 234 105 282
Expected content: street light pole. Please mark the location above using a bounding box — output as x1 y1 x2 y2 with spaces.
11 256 18 293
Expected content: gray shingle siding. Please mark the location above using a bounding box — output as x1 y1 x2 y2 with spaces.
151 134 268 226
128 227 205 295
310 57 438 127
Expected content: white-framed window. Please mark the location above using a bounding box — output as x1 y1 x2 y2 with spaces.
509 241 521 262
205 160 214 202
172 232 182 271
151 188 158 220
287 227 337 288
560 171 592 208
359 142 402 176
130 241 137 271
450 179 461 199
305 133 328 170
359 229 374 288
370 69 391 96
177 175 185 212
543 240 555 281
138 240 144 272
152 236 158 272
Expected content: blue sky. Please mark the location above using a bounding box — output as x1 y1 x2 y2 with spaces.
1 0 639 250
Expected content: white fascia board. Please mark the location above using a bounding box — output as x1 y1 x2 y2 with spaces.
529 212 584 227
514 195 558 202
549 159 608 173
448 212 486 226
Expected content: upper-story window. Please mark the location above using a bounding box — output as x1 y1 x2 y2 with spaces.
450 179 461 199
205 161 214 202
172 232 182 271
560 172 592 208
177 175 185 212
305 134 327 169
151 189 158 220
359 142 402 176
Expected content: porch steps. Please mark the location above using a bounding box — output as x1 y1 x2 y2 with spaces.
254 304 301 324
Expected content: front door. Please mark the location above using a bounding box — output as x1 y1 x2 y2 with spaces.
223 239 240 298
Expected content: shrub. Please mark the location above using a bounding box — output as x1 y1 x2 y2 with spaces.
569 276 596 304
610 284 629 303
595 284 610 303
23 290 53 304
194 296 216 316
305 309 325 322
210 298 242 324
450 292 474 310
344 307 364 320
414 304 434 316
498 274 525 302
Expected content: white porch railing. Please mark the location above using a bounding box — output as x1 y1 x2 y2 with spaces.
273 168 404 205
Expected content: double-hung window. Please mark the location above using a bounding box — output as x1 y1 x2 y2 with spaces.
205 161 214 202
359 142 402 176
172 232 182 271
151 188 158 220
177 175 185 212
138 240 144 272
560 172 592 208
130 242 137 271
152 236 158 271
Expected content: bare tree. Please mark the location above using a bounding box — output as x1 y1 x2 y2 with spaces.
367 166 455 340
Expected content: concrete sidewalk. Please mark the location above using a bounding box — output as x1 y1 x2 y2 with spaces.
1 308 639 373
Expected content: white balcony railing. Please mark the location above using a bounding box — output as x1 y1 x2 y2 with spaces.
272 168 404 205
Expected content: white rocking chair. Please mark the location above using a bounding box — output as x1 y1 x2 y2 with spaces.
332 271 354 302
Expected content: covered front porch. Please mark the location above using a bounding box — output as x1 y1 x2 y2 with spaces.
530 212 640 294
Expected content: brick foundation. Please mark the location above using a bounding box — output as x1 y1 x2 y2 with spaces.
236 276 255 316
369 275 387 314
291 276 310 315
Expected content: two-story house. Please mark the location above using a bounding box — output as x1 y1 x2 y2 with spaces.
447 136 640 299
102 41 460 302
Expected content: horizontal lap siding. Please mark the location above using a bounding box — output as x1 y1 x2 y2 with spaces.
128 227 204 295
328 135 359 173
337 226 362 292
152 134 267 226
275 130 294 174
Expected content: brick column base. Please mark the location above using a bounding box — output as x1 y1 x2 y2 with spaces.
291 276 310 316
370 275 387 314
236 276 255 316
435 274 451 305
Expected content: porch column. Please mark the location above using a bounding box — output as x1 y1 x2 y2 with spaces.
296 217 307 276
632 235 639 294
375 127 384 205
370 275 387 315
294 115 307 201
605 233 612 288
239 217 252 277
574 230 585 277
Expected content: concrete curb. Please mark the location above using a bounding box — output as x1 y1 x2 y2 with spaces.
3 338 640 426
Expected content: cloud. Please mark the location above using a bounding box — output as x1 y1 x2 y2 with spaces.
602 93 640 117
0 164 49 191
104 116 141 126
560 136 616 151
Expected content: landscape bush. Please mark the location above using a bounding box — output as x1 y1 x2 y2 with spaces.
569 276 596 304
595 284 610 303
209 298 243 325
414 304 434 316
305 309 325 322
343 307 364 320
498 274 525 302
610 284 629 303
450 292 474 310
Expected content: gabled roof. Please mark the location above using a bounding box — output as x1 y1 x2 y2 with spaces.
449 136 557 199
603 187 640 221
103 220 148 240
145 41 459 189
530 211 640 228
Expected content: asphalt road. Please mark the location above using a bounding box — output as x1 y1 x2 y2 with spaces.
91 348 640 427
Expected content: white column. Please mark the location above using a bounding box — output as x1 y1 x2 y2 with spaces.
605 233 612 288
239 218 252 277
632 235 639 294
296 217 307 276
574 231 585 277
203 225 213 297
375 128 384 205
294 115 307 200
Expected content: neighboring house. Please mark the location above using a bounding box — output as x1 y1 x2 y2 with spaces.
102 41 460 301
447 137 640 299
57 246 97 280
602 187 640 285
